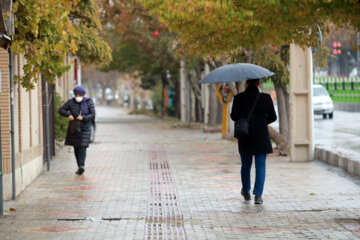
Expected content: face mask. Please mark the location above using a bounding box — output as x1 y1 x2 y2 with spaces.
75 97 83 103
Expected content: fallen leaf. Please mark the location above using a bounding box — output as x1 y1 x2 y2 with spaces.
77 194 83 198
9 208 16 212
309 193 316 195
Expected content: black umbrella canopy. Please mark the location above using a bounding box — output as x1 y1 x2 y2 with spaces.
199 63 274 84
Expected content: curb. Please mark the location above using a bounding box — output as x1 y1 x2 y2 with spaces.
334 102 360 112
315 146 360 177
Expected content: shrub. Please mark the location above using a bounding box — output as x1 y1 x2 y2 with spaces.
54 92 68 143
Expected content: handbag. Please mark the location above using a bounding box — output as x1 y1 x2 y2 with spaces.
234 93 260 139
69 110 82 134
69 120 81 134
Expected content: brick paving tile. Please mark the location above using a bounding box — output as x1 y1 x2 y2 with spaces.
1 106 360 240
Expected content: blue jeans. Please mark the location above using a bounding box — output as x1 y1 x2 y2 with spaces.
240 154 266 196
74 146 87 168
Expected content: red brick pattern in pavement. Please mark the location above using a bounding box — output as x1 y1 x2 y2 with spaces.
0 106 359 240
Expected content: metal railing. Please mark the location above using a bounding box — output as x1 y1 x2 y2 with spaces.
315 77 360 102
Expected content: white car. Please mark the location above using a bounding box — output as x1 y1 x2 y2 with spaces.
313 84 334 119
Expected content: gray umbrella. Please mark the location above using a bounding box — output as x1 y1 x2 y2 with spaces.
199 63 274 84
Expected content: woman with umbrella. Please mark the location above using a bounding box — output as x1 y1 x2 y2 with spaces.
200 63 277 204
230 79 277 204
59 86 96 175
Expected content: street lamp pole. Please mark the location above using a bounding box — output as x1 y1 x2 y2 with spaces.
357 31 360 76
43 76 51 171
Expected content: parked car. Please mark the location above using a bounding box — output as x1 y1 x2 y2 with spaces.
313 84 334 119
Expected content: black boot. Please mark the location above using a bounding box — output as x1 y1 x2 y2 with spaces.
77 167 85 175
255 195 263 204
241 191 251 201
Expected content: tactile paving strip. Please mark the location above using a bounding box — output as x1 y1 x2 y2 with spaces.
145 144 186 240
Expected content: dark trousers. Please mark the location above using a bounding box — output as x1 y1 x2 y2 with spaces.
240 154 266 196
74 146 87 168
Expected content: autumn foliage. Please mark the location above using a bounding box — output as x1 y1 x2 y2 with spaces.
138 0 360 56
11 0 111 90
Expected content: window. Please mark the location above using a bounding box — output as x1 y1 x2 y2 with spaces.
313 87 328 97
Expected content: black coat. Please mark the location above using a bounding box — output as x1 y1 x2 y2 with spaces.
59 98 96 147
230 86 277 155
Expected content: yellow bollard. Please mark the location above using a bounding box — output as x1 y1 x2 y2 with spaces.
217 84 233 139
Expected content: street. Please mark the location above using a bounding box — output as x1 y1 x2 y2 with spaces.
270 107 360 161
0 106 360 239
313 111 360 160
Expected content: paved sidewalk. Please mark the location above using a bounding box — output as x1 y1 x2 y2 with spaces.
1 106 360 239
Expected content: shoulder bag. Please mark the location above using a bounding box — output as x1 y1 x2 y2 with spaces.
234 93 261 139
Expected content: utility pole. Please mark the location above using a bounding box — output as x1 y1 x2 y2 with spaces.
9 50 15 200
44 78 51 171
180 60 187 122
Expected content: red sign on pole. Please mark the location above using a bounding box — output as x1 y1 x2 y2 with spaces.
153 30 160 39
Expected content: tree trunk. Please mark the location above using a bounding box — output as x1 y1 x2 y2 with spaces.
236 81 246 93
273 81 289 141
284 86 290 137
195 96 203 122
268 125 288 156
173 77 181 119
228 82 238 95
187 71 204 123
161 72 168 116
208 84 218 125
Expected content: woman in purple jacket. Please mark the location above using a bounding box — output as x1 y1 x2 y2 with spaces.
59 86 95 175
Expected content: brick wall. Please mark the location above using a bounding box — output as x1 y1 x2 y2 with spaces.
14 55 43 166
0 48 11 174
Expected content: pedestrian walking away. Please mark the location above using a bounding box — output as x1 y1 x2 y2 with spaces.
59 86 96 175
230 79 277 204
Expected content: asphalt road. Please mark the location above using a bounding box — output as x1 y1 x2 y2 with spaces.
270 108 360 160
313 110 360 160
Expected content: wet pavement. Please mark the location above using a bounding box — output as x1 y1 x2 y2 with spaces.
270 107 360 162
1 106 360 239
313 111 360 161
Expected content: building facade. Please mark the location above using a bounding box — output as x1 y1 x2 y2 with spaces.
0 48 78 200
